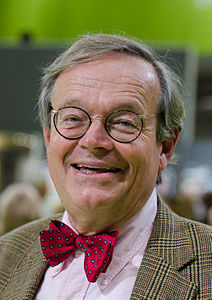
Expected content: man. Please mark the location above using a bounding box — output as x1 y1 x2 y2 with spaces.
0 34 211 299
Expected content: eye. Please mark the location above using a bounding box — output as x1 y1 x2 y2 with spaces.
65 115 80 123
119 120 135 127
110 118 138 133
62 114 83 127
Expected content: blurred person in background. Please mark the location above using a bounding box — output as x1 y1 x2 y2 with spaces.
0 33 211 299
15 153 62 217
156 167 195 220
178 165 212 223
0 182 41 235
158 165 212 223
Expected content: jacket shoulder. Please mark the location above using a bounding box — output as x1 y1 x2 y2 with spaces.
153 197 212 256
180 215 212 254
167 199 211 249
0 214 63 252
0 215 62 291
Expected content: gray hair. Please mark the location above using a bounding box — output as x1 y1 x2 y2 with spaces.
39 33 185 143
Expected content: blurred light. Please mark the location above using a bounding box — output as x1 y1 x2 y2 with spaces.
12 132 39 149
195 0 212 8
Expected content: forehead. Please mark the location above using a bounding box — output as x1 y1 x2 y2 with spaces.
52 53 161 111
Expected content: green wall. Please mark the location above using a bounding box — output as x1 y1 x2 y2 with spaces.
0 0 212 54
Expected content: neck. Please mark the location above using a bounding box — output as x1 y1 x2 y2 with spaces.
65 204 143 236
63 189 156 235
67 211 118 235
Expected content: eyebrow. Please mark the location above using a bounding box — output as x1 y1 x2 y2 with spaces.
59 98 145 113
62 99 82 107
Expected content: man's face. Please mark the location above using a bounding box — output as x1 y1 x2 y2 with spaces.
44 53 173 231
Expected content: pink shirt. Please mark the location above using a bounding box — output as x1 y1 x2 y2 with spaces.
35 188 157 300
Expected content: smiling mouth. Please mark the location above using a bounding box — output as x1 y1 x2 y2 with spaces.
72 164 121 174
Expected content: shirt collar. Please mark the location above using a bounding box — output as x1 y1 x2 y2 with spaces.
103 188 157 283
50 188 157 283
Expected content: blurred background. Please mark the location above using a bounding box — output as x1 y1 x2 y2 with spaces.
0 0 212 234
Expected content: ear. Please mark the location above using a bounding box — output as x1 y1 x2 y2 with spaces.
43 128 51 151
159 128 179 171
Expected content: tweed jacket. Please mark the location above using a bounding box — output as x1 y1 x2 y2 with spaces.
0 197 211 300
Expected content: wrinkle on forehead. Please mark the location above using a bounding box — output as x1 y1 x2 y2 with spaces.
58 53 159 86
53 53 161 111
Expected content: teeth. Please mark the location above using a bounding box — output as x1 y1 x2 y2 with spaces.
77 164 112 170
74 164 119 173
80 169 100 174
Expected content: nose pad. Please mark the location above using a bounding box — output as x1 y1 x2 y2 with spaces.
91 115 106 121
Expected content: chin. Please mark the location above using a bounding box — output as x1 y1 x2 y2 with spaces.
73 190 117 210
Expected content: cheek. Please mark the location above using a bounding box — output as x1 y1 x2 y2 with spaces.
48 129 76 156
47 135 61 165
128 140 161 180
119 143 148 181
46 133 73 175
46 136 75 197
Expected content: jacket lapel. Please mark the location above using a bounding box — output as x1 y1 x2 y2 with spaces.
131 197 198 299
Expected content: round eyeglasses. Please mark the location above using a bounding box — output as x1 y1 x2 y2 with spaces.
51 106 155 143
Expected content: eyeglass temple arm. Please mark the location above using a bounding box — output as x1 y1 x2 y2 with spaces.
139 113 155 119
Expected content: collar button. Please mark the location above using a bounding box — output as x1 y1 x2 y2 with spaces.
100 277 108 286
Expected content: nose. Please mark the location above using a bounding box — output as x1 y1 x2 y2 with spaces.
78 117 114 152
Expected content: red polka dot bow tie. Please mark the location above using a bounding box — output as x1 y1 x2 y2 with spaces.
40 220 119 283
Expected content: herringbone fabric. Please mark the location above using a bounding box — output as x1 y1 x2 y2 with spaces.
0 216 52 300
0 198 211 299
